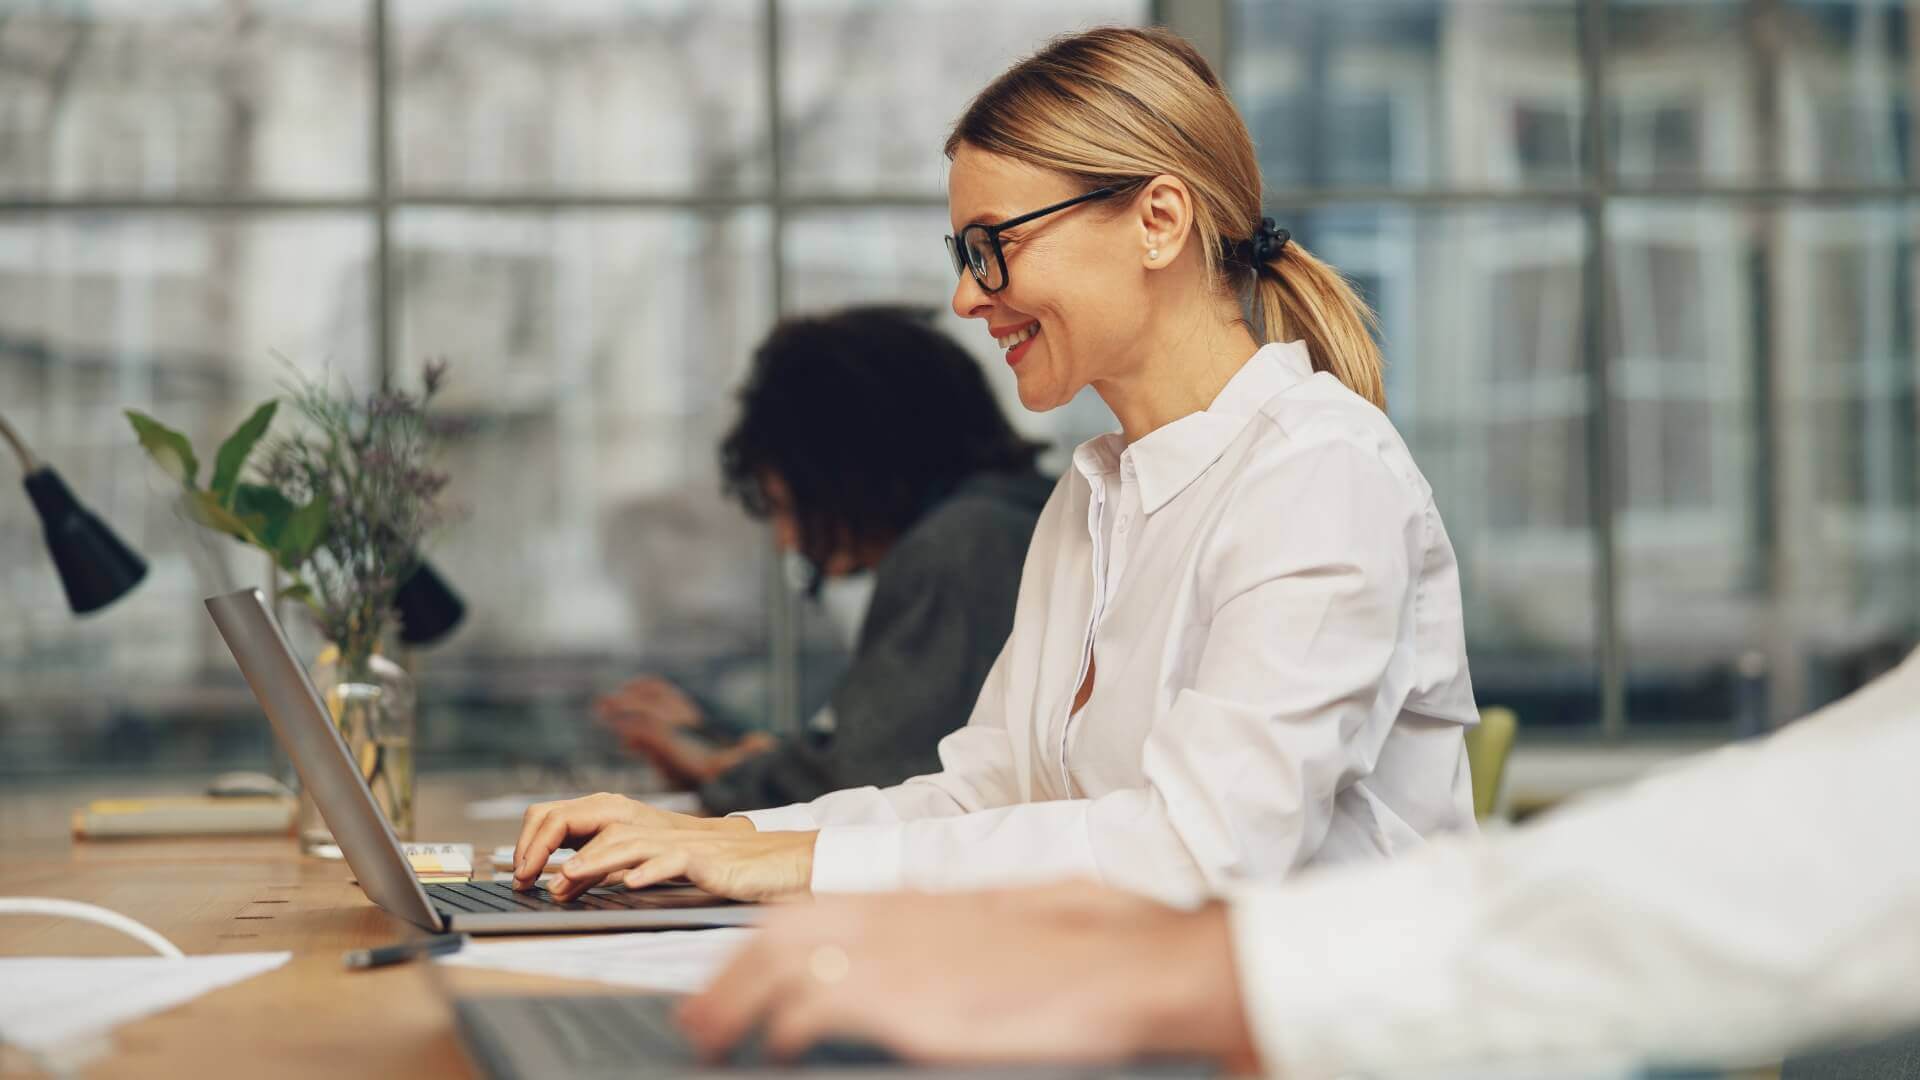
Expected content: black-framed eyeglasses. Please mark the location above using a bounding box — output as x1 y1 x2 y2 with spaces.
944 186 1120 295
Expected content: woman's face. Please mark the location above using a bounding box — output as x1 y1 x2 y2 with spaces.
948 144 1151 413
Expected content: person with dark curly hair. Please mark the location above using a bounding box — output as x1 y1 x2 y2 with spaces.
597 305 1053 815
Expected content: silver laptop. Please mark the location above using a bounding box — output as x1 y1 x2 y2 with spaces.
447 988 1209 1078
206 587 761 934
442 973 1207 1079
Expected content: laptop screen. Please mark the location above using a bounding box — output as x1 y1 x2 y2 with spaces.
205 588 443 933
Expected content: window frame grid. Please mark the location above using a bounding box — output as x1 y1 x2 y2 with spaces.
10 0 1917 739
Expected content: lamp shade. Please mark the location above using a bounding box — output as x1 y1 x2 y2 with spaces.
394 559 464 646
23 466 147 615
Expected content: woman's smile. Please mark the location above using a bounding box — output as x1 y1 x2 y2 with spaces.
992 320 1042 366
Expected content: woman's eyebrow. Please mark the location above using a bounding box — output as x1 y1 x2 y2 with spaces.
956 207 1009 229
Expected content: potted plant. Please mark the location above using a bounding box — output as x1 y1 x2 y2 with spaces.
127 362 453 849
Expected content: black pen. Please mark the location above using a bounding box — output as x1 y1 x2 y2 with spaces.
344 932 468 970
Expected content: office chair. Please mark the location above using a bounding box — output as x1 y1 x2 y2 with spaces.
1463 706 1518 822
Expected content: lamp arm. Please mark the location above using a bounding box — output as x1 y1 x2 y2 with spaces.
0 411 39 474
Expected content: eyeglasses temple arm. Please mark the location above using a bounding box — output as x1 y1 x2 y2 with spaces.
988 186 1123 234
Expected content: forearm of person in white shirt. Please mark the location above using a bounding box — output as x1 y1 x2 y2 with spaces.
1235 645 1920 1076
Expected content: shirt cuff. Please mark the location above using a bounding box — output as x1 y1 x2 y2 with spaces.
808 823 906 894
735 803 817 832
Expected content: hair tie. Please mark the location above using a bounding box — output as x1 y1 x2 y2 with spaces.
1225 217 1291 267
1249 217 1290 263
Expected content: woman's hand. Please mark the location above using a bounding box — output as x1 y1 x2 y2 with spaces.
615 715 778 789
595 676 703 732
547 823 817 904
511 792 753 889
596 678 708 788
677 882 1260 1070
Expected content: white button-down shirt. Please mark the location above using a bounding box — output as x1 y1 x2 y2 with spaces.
745 341 1480 904
1232 647 1920 1077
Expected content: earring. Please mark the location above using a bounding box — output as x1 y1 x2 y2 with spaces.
1148 248 1160 262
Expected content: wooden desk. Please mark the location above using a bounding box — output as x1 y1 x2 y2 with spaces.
0 775 634 1078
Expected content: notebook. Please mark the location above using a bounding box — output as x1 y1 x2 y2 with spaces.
70 796 297 839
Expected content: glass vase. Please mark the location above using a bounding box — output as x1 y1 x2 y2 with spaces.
299 645 417 856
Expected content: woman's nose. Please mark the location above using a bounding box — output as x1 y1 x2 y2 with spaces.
952 272 991 321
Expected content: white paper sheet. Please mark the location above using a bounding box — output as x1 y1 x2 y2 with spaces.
0 952 291 1055
437 928 751 994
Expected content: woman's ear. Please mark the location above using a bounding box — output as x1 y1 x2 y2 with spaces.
1134 174 1196 270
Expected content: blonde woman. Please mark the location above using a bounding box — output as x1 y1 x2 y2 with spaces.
514 26 1480 906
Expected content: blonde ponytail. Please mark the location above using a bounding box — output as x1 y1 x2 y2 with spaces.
1250 241 1386 410
949 26 1389 411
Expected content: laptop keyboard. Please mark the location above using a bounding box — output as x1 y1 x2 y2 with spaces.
426 879 699 914
454 995 904 1074
520 994 696 1068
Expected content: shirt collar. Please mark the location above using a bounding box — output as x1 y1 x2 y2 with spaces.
1071 340 1315 515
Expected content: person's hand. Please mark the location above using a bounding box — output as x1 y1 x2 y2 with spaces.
595 676 703 734
714 731 779 769
677 882 1261 1071
617 717 777 790
609 713 706 789
511 792 752 889
546 823 816 904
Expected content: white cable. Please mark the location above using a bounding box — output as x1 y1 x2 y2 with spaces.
0 898 184 959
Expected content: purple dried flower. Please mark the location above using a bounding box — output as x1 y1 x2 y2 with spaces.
265 359 463 673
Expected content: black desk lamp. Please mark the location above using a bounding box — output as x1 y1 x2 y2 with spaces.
394 559 464 646
3 412 148 614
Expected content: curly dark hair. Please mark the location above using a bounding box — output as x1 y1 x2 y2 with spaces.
720 306 1044 588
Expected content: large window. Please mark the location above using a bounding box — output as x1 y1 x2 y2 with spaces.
0 0 1145 777
1228 0 1920 733
4 2 1914 778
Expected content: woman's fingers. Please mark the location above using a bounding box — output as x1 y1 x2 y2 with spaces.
511 802 556 881
550 824 692 900
516 812 582 887
512 794 627 888
621 850 691 891
594 678 673 722
550 831 641 899
613 727 708 789
541 824 814 903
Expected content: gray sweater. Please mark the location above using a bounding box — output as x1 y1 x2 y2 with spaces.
698 469 1056 814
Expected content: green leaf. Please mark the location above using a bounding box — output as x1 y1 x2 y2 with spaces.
210 400 277 505
277 490 330 571
183 489 255 541
125 409 200 488
233 483 296 548
279 583 315 607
